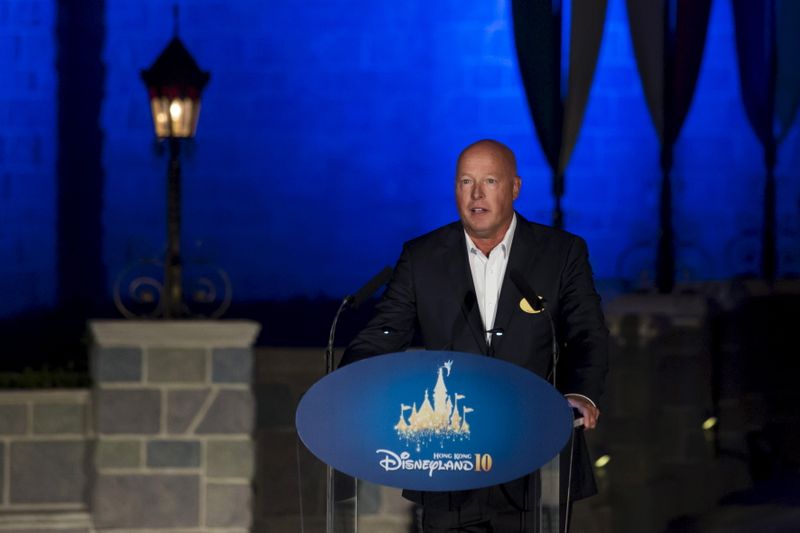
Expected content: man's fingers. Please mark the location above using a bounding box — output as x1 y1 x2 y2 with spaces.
566 396 600 430
578 405 599 429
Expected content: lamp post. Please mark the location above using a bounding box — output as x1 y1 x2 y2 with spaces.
141 29 210 318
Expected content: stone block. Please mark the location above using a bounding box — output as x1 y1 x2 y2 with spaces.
255 382 294 429
382 485 414 514
207 439 254 478
147 347 206 383
147 439 201 468
33 403 85 434
357 480 382 515
94 346 142 382
10 441 87 504
93 474 199 528
206 483 251 528
96 389 160 434
212 347 253 383
96 440 141 468
196 390 254 434
167 388 211 434
4 529 90 533
0 404 27 434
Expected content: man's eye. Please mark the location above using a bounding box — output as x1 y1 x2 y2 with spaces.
461 179 472 185
486 178 496 184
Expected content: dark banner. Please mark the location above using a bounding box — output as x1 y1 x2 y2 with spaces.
732 0 800 280
512 0 607 227
626 0 711 292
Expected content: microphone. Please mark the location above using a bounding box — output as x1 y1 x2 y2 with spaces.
486 327 504 337
346 266 393 309
327 266 393 374
485 327 504 358
442 290 476 351
509 269 559 385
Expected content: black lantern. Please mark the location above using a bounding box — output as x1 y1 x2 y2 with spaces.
140 24 210 318
142 37 211 139
141 37 210 138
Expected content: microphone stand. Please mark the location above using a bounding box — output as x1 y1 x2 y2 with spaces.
510 270 573 533
324 296 350 533
322 266 392 533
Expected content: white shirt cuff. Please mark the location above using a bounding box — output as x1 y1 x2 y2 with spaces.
564 393 596 409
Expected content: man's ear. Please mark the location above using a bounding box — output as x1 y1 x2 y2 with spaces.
513 176 521 199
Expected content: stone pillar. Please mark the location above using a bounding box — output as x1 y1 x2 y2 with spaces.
89 320 260 533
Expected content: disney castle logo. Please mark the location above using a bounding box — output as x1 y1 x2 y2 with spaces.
394 360 474 451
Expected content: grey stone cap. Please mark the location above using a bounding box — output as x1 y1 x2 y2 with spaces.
89 320 261 348
0 511 93 530
0 390 89 404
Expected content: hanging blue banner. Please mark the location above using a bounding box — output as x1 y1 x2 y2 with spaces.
296 350 573 491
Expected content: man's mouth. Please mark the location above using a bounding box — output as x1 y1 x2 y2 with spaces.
470 208 488 213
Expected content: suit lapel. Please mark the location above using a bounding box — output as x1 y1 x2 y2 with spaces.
444 226 488 354
491 215 543 354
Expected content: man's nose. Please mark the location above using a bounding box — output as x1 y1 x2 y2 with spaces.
471 182 485 199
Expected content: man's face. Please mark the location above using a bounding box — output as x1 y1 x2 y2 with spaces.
455 145 521 241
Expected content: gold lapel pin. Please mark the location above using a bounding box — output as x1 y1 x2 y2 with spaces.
519 297 543 314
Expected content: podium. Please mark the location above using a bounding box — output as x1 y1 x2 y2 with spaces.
296 351 573 532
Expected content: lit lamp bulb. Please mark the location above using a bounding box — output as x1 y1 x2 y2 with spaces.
169 100 183 120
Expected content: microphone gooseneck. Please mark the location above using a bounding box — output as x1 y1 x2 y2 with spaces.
326 266 393 373
441 290 477 352
324 266 391 533
347 266 393 309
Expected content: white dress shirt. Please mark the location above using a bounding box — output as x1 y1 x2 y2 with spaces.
465 214 517 341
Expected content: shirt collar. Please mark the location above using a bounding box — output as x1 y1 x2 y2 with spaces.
465 213 517 258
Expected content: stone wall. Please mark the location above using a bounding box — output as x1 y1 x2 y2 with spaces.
0 390 92 532
0 390 90 507
575 293 751 533
0 320 259 533
90 320 260 533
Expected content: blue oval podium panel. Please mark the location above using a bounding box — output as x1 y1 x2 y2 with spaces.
296 351 572 491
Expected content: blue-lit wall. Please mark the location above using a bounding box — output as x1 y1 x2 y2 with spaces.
2 0 799 317
0 0 56 316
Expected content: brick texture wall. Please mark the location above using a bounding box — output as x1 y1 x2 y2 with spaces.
2 0 799 318
0 0 57 316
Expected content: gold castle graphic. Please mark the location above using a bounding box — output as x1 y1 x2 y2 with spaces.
395 360 474 450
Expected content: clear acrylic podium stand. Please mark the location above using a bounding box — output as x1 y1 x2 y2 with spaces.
296 438 563 533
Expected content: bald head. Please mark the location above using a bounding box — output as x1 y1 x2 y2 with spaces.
456 139 518 177
455 139 521 254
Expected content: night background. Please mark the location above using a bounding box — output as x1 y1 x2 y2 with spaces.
1 0 799 531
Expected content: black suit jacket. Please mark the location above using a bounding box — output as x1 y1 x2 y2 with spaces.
340 213 609 507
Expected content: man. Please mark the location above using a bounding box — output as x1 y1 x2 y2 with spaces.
340 139 608 532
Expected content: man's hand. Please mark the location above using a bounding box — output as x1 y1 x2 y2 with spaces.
566 395 600 430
